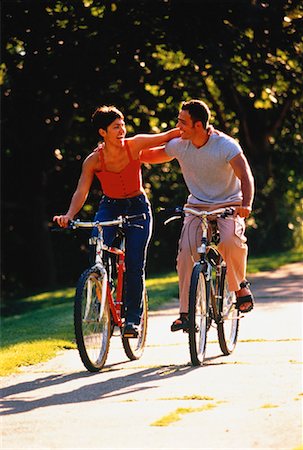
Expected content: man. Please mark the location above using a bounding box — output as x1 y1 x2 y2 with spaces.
141 99 255 331
54 105 180 337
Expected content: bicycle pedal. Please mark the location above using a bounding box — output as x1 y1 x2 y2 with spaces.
122 324 139 338
123 331 139 338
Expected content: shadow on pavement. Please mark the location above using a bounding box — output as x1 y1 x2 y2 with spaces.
1 363 193 416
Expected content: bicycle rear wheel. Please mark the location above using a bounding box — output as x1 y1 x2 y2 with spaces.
74 268 111 372
188 263 208 366
217 265 239 355
122 289 148 360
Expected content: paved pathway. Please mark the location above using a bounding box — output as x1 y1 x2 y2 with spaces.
1 262 302 450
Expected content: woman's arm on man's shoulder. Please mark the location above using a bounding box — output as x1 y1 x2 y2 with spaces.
140 146 175 164
128 128 180 155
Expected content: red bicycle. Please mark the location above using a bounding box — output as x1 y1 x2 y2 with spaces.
70 214 148 372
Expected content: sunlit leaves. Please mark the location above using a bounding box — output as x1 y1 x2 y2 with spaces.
152 45 190 70
285 172 303 250
82 0 94 7
0 63 7 85
283 4 303 22
269 48 302 74
254 88 279 109
83 0 107 16
145 83 166 97
244 28 254 41
6 38 26 56
2 0 303 293
56 19 69 28
148 116 161 132
46 3 73 15
89 6 106 18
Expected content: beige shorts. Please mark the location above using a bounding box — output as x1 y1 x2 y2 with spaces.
176 212 248 313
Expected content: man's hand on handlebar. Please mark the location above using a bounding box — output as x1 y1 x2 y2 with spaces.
234 206 252 218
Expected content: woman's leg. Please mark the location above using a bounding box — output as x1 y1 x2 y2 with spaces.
124 205 152 325
92 197 118 247
93 195 152 326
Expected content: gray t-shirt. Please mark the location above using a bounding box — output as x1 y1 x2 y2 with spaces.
165 132 243 205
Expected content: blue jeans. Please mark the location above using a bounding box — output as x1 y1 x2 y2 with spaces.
93 194 152 325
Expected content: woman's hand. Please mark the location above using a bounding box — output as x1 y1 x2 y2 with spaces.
53 214 73 228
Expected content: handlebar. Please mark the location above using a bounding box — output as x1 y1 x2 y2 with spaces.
51 213 146 231
69 213 146 229
183 207 235 218
163 206 234 225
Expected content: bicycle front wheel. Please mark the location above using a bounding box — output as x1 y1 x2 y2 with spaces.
217 265 239 355
122 289 148 360
74 268 111 372
188 263 208 366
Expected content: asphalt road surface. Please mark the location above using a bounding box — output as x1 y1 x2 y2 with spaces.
1 262 302 450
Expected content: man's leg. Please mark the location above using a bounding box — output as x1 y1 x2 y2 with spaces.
217 216 247 291
217 216 253 312
176 215 202 314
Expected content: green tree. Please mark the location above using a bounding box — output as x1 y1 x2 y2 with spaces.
136 0 303 252
2 0 302 299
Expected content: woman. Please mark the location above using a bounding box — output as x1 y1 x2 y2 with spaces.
53 105 180 337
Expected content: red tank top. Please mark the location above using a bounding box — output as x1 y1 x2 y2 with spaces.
94 141 143 198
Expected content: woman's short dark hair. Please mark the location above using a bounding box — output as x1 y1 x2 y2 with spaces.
91 105 124 136
181 100 211 128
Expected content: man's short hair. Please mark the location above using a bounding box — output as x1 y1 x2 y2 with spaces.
91 105 124 136
181 100 211 128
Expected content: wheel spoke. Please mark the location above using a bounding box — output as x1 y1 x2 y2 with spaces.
122 290 148 360
189 264 208 366
217 266 239 355
74 269 111 372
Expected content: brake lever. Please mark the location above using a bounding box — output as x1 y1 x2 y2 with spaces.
220 208 235 218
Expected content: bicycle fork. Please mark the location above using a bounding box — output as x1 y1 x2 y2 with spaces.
213 263 224 324
196 218 212 328
84 265 108 322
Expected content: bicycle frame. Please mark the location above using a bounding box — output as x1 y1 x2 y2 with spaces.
104 246 125 328
184 207 234 319
69 213 148 372
164 205 239 365
71 213 147 328
74 218 126 328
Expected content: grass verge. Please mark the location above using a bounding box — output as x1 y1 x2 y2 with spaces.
1 298 76 376
0 273 178 376
247 249 302 273
1 252 301 376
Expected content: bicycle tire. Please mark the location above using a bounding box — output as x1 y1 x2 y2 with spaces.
74 268 111 372
188 263 208 366
122 289 148 360
217 265 239 355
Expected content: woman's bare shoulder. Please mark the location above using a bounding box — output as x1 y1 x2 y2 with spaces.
82 148 101 170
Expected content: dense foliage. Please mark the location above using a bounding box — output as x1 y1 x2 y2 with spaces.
2 0 302 299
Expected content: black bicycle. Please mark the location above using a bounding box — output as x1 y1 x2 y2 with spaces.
164 206 240 366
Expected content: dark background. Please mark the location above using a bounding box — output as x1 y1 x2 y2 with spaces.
2 0 302 301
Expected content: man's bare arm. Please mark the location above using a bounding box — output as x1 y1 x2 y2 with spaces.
229 153 255 218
